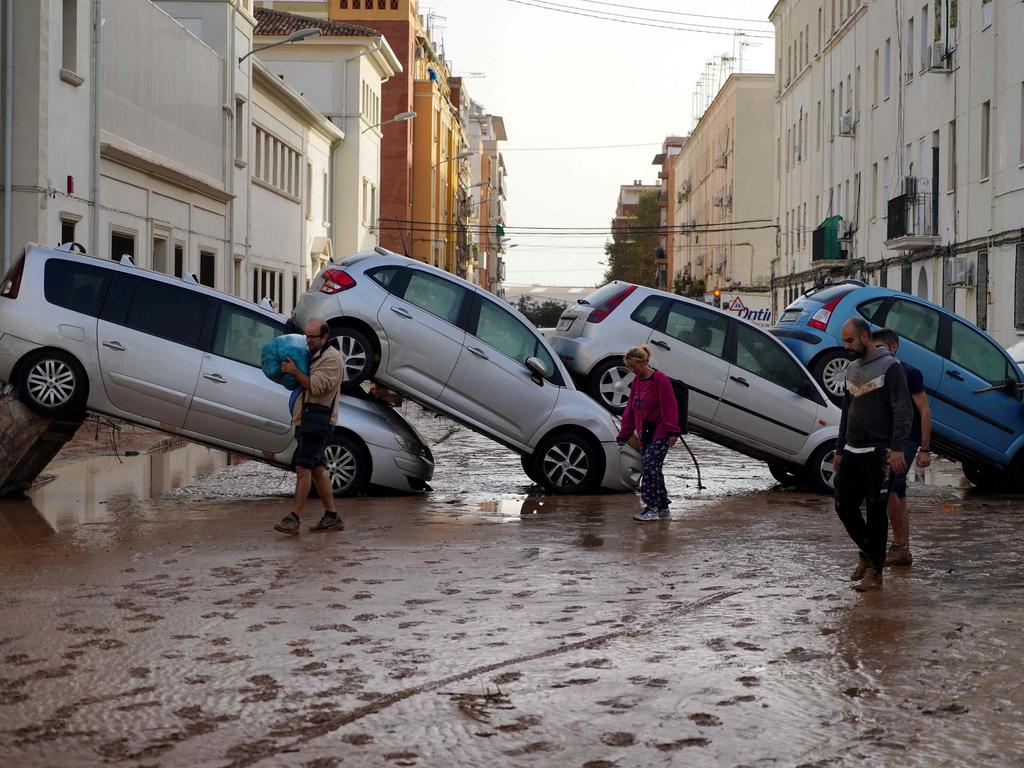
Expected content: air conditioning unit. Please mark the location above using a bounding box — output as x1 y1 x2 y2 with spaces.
680 179 692 195
838 220 854 240
948 256 975 286
838 111 855 136
714 152 727 169
928 43 952 72
721 193 732 207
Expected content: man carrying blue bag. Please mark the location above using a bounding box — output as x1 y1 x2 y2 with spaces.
272 318 345 535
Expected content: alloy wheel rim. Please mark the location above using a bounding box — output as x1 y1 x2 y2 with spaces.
26 359 75 406
324 443 357 493
339 336 368 382
541 441 589 488
822 358 849 396
599 366 633 409
819 448 837 489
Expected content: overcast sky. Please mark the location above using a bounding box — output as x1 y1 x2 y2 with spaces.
423 0 778 287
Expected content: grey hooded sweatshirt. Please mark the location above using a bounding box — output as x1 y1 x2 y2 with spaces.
836 347 912 454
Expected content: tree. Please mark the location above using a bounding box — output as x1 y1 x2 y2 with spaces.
515 296 569 328
603 190 661 286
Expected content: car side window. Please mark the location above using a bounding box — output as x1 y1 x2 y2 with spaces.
734 323 808 394
663 300 728 358
367 266 403 293
885 299 940 350
212 304 283 368
857 298 886 323
125 279 207 348
630 296 665 328
949 321 1011 385
44 259 110 317
475 299 560 384
401 270 465 325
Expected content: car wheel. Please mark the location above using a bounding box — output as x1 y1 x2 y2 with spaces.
331 327 376 387
587 358 633 414
812 350 850 406
323 433 371 497
520 455 545 486
962 460 1005 492
16 350 88 418
768 462 801 487
804 442 837 495
531 431 603 494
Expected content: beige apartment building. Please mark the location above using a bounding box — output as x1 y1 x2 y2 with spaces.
772 0 1024 344
670 74 776 297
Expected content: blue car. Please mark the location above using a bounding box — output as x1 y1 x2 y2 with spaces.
770 281 1024 489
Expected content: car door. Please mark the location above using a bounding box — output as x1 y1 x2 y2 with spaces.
936 319 1023 463
183 302 294 455
646 299 730 426
96 273 206 427
716 321 819 456
377 268 468 400
440 294 560 449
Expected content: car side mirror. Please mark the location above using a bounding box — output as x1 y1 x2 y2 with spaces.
526 356 548 384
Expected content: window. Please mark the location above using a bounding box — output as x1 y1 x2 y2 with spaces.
948 119 957 191
234 257 243 298
367 266 402 292
817 6 823 50
907 17 915 81
1015 245 1024 329
402 271 465 324
322 173 329 222
174 244 184 278
253 126 301 198
62 0 77 74
253 267 284 310
857 298 886 323
152 237 167 274
111 230 135 262
362 177 369 225
733 324 808 395
630 296 666 328
125 280 206 348
981 100 991 179
662 301 728 358
234 97 246 164
883 156 891 209
949 321 1007 384
921 6 929 72
982 0 993 27
60 218 76 246
871 162 878 218
476 299 540 365
44 259 109 316
885 299 940 350
306 161 313 221
1020 83 1024 166
212 304 282 368
872 49 879 106
816 100 822 149
884 38 892 99
199 249 216 288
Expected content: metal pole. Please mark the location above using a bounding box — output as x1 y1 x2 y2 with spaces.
2 0 13 271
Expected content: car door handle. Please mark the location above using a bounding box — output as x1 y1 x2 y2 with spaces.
946 369 964 381
203 373 227 384
730 375 750 387
467 346 489 359
651 339 671 351
391 306 412 319
101 340 126 351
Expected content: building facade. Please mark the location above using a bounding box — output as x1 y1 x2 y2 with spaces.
467 103 509 295
651 136 686 291
771 0 1024 345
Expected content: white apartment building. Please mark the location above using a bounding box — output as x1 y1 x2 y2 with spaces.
467 101 508 295
671 74 776 297
772 0 1024 344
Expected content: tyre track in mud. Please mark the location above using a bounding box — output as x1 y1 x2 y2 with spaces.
224 589 740 767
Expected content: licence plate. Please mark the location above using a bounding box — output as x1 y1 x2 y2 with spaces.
556 317 574 331
780 309 802 323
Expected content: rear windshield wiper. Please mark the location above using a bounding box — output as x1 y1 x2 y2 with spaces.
577 299 590 305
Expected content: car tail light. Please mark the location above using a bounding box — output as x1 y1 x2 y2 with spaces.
319 269 356 294
0 255 24 299
808 295 843 331
586 284 637 324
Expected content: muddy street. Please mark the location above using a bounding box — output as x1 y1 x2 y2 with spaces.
1 405 1022 767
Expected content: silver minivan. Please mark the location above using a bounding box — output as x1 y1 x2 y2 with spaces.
0 244 434 496
547 282 841 493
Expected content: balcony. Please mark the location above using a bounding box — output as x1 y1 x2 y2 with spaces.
812 215 845 261
885 193 939 251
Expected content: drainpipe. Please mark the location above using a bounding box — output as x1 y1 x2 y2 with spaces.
90 0 101 256
3 0 13 271
226 0 238 294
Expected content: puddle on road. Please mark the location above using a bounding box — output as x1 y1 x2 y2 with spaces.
0 442 228 547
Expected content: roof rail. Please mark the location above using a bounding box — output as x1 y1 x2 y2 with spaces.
182 272 199 285
119 254 135 266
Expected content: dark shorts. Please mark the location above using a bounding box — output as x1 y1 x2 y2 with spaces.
890 439 920 498
294 424 332 469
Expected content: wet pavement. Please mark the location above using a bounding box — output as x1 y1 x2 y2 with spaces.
1 404 1023 767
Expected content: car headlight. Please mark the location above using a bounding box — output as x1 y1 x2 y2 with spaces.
394 433 418 452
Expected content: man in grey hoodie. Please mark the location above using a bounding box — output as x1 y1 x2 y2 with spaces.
832 317 912 591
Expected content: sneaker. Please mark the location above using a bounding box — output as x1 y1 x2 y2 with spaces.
885 543 913 567
658 508 671 519
633 508 659 522
310 511 344 532
853 567 883 592
850 553 868 581
274 513 300 535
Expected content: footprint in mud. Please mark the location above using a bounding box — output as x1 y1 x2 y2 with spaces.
581 762 616 768
504 742 554 756
779 647 831 663
736 676 760 687
497 715 543 733
716 695 756 706
600 732 636 747
595 695 643 711
550 678 599 689
492 671 522 685
689 713 722 727
292 648 315 658
383 750 419 765
342 733 373 745
705 637 729 652
566 658 613 670
628 676 668 688
652 737 711 751
734 641 765 652
128 667 151 679
303 758 340 768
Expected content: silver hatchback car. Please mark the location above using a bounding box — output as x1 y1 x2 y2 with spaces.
546 282 841 493
291 249 642 494
0 244 434 496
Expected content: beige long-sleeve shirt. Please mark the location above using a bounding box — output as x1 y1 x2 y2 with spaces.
290 345 343 426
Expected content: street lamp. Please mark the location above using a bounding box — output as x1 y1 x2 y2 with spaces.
239 28 322 63
362 111 416 133
433 150 473 169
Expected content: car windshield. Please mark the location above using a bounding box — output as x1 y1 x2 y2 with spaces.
800 284 860 305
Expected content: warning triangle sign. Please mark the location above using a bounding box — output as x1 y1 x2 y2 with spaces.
727 296 747 312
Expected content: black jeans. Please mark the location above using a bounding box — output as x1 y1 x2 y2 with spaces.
834 448 892 571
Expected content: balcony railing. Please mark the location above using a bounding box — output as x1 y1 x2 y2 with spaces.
885 192 939 250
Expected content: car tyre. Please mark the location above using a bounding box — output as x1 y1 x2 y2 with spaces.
16 350 88 418
962 460 1006 492
531 431 603 494
768 462 801 487
330 326 377 388
322 432 372 497
812 350 850 406
520 455 545 486
586 358 633 415
804 442 837 495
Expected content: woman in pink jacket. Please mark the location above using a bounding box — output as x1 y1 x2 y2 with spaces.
616 346 679 521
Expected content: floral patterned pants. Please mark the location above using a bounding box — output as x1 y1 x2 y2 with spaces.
640 437 670 510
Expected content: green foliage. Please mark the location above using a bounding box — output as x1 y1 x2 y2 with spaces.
603 190 661 286
515 296 569 328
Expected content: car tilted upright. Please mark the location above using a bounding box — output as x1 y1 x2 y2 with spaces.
291 248 642 495
0 243 434 496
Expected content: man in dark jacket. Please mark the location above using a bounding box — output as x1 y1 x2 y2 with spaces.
832 317 912 591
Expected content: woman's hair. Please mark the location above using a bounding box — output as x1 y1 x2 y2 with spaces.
623 345 652 365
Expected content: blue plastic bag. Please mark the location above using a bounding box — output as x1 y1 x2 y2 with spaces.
261 334 310 391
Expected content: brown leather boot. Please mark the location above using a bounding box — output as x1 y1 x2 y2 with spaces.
854 567 883 591
850 553 868 581
885 543 913 567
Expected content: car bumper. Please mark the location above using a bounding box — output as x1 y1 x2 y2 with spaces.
549 336 626 378
601 442 641 491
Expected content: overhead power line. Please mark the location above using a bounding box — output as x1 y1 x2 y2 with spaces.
572 0 772 25
500 141 662 151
